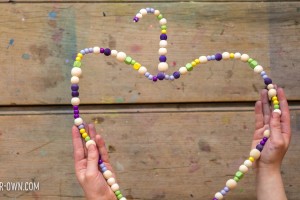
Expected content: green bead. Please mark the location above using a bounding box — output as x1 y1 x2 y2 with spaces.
274 104 280 109
249 60 258 69
157 14 163 20
235 171 244 179
115 190 121 195
247 58 254 63
125 56 132 64
85 136 90 142
186 63 193 71
161 25 167 30
234 176 240 182
73 61 81 67
117 194 123 199
131 59 136 65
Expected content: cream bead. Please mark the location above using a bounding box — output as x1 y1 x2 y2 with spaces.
119 198 127 200
71 76 79 84
234 52 241 59
241 54 249 62
71 97 80 106
268 89 277 99
267 84 274 90
93 46 100 54
254 65 263 73
199 56 207 63
159 40 167 48
179 67 188 75
244 160 253 168
222 52 230 60
158 48 167 55
116 52 127 62
215 192 223 199
111 50 118 57
138 66 147 74
226 179 237 189
154 10 160 16
273 109 282 115
107 177 116 186
136 13 142 19
140 9 147 16
263 129 270 138
111 183 119 192
250 149 261 159
103 170 113 179
74 118 83 126
158 62 168 71
159 18 167 25
239 165 249 173
71 67 82 77
86 140 96 149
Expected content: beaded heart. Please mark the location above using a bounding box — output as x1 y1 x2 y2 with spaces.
70 8 281 200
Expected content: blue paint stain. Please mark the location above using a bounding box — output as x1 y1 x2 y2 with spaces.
7 39 14 48
22 53 30 60
48 11 57 20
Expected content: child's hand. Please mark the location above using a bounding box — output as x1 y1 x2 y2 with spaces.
252 87 291 170
72 124 117 200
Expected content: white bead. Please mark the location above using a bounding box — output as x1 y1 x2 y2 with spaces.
158 62 168 72
267 84 274 90
239 165 249 173
138 66 147 74
226 179 237 189
107 177 116 186
140 9 147 16
254 65 263 73
244 160 253 167
85 140 96 149
179 67 188 75
74 118 83 126
103 170 113 179
71 67 82 77
263 129 270 138
71 76 79 84
268 89 277 99
116 52 127 62
93 46 100 54
111 50 118 57
154 10 160 16
215 192 223 199
234 52 241 59
159 18 167 25
136 13 142 19
111 183 119 192
250 149 261 159
159 40 167 48
241 54 249 62
71 97 80 106
119 198 127 200
222 52 230 60
199 56 207 63
273 109 282 115
158 48 167 55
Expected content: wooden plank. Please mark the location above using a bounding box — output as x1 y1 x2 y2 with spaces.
0 108 299 199
0 2 299 105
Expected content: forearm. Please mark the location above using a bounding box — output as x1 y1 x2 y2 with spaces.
255 166 287 200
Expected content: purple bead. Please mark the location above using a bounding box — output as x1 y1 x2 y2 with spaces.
160 34 167 40
256 144 264 151
215 53 222 61
74 114 80 118
88 48 93 53
84 48 89 53
152 76 158 82
104 48 111 56
98 159 103 165
260 140 266 145
71 84 79 91
173 71 180 79
100 48 105 53
73 106 79 110
74 110 79 114
213 198 218 200
159 55 167 62
169 75 175 80
221 190 226 195
264 78 272 85
133 16 139 22
224 187 229 192
72 91 79 97
157 72 165 80
263 137 268 142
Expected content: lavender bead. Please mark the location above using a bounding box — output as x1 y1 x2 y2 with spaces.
263 137 268 142
150 8 155 13
102 167 107 172
211 55 216 60
169 75 175 80
78 124 85 129
173 71 180 79
215 53 222 61
256 144 264 151
100 163 105 168
148 75 153 80
224 187 229 192
80 50 85 55
145 72 150 77
71 84 79 91
160 34 167 40
260 140 266 145
262 75 268 79
153 76 158 82
72 91 79 97
74 114 79 119
84 48 89 53
146 8 151 13
157 72 165 80
104 48 111 56
207 56 212 61
159 55 167 62
221 190 227 195
88 48 93 53
165 75 170 80
260 71 266 76
264 77 272 85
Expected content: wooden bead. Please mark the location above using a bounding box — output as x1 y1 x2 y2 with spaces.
179 67 188 75
159 40 167 48
215 192 224 199
116 52 127 62
273 109 281 115
263 129 270 138
267 84 274 90
71 67 82 77
138 66 147 75
154 10 160 16
93 47 100 54
222 52 230 60
85 140 96 149
111 50 118 57
71 97 80 106
234 52 241 59
71 76 80 84
158 62 168 71
107 177 116 186
239 165 249 173
140 9 147 16
268 89 277 99
158 48 167 55
103 170 113 179
244 160 252 167
254 65 263 73
241 54 249 62
111 183 119 192
159 18 167 25
74 118 83 126
119 198 127 200
199 56 207 63
226 179 237 189
250 149 261 159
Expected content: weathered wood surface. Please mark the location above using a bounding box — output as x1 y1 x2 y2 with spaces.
0 108 299 200
0 2 299 105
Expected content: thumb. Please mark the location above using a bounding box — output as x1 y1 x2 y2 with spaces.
86 142 99 175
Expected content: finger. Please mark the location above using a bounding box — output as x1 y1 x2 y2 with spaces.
261 89 271 125
86 143 100 175
96 134 110 163
270 111 284 142
253 125 268 141
255 101 264 130
277 88 291 135
72 126 85 163
88 123 97 141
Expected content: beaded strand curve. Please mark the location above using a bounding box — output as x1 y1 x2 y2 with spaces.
70 8 281 200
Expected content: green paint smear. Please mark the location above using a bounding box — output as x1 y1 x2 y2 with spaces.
22 53 30 60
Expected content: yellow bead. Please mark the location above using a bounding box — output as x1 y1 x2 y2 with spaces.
249 157 255 162
273 100 279 105
195 59 200 64
133 63 141 70
82 133 88 138
230 53 235 59
80 129 86 134
77 53 83 58
272 96 278 101
161 30 167 34
191 61 196 67
76 57 81 61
